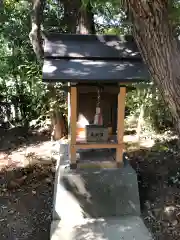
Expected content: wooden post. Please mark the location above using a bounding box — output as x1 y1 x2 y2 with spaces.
70 86 77 168
116 87 126 167
68 82 71 137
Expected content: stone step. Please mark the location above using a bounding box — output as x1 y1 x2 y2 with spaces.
50 216 152 240
53 165 141 221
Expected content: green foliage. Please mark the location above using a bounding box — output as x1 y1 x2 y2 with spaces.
126 82 173 132
44 0 64 32
0 0 67 126
0 1 40 125
0 0 177 133
169 1 180 23
92 0 130 34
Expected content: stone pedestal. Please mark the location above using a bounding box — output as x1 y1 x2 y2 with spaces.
51 142 152 240
51 217 152 240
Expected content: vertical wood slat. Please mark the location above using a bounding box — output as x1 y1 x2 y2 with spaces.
67 82 71 138
116 87 126 165
70 87 77 165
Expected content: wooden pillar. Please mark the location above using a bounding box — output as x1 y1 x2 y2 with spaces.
70 86 77 168
67 82 71 136
116 87 126 166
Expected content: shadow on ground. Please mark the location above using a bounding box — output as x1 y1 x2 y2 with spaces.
0 126 50 154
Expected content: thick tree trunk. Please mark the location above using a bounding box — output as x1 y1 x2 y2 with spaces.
126 0 180 135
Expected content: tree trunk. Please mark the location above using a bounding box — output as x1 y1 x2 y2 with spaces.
61 0 95 34
60 0 95 138
126 0 180 135
50 0 96 140
29 0 45 59
47 84 67 141
76 2 96 34
60 0 78 33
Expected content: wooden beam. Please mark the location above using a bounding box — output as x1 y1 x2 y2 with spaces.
78 161 117 169
70 87 77 167
62 85 135 93
78 86 119 94
74 143 124 149
116 87 126 166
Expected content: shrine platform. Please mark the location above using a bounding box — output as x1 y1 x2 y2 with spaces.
50 141 153 240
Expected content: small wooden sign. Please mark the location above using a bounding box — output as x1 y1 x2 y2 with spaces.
86 125 109 142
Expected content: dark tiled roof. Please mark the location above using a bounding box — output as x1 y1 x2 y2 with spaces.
42 33 149 83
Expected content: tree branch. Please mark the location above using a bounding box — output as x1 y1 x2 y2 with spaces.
29 0 45 60
0 0 3 10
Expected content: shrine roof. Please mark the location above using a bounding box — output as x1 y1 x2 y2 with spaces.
42 33 149 83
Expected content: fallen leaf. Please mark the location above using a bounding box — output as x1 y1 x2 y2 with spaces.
9 209 15 214
164 206 176 213
32 190 36 195
15 175 27 185
1 188 7 192
171 219 178 226
8 180 20 189
45 178 51 183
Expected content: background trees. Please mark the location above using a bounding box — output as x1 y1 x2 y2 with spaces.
0 0 179 136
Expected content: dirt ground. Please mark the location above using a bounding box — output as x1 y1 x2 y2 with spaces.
0 127 55 240
130 140 180 240
0 127 180 239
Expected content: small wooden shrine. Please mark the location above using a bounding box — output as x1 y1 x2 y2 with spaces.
42 33 149 169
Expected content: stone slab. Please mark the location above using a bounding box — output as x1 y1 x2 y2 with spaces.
50 216 152 240
53 164 141 221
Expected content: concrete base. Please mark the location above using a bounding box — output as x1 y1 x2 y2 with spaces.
53 166 141 221
51 142 152 239
50 216 152 240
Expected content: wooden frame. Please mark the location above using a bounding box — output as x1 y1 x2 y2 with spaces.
116 87 126 166
70 87 77 167
69 86 126 168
